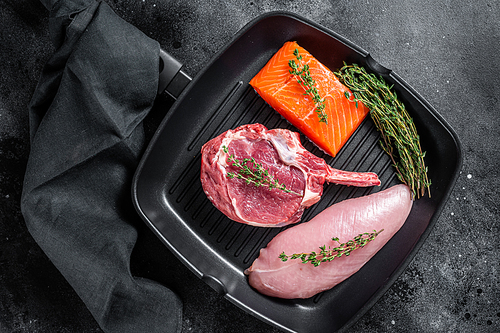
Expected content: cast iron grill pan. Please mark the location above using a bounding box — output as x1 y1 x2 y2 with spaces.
132 12 462 333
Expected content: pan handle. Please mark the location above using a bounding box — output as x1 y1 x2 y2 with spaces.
158 48 192 99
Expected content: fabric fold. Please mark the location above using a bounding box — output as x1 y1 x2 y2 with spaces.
21 1 183 332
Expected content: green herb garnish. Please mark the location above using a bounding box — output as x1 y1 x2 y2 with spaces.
288 48 328 124
279 229 383 267
222 146 302 196
335 63 431 199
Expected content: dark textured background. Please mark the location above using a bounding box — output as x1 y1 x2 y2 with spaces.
1 0 499 332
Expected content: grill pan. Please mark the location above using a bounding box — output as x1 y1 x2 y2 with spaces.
132 12 462 333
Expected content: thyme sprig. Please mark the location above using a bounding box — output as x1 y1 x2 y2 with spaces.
288 48 328 124
279 229 383 267
335 63 431 199
222 146 302 196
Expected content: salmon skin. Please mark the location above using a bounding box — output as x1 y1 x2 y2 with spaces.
244 184 413 299
249 41 370 157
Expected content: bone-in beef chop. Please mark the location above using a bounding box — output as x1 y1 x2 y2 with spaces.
200 124 380 227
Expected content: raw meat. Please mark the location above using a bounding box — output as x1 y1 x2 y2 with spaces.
249 41 370 157
200 123 380 227
244 184 413 298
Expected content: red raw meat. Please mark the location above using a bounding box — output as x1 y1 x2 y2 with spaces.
200 124 380 227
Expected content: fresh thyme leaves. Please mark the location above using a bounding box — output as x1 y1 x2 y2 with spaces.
279 229 383 267
335 63 431 199
222 146 302 196
288 48 328 124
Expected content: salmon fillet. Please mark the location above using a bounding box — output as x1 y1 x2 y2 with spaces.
244 184 412 299
249 41 370 157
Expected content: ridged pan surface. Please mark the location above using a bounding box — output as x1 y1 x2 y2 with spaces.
132 12 462 333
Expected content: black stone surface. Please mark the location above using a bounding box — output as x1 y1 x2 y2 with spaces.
1 0 499 332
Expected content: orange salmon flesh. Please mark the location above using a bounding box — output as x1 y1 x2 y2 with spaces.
249 41 370 157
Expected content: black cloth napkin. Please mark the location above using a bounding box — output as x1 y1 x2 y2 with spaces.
20 0 182 332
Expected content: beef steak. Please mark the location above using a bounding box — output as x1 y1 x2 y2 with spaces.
200 124 380 227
